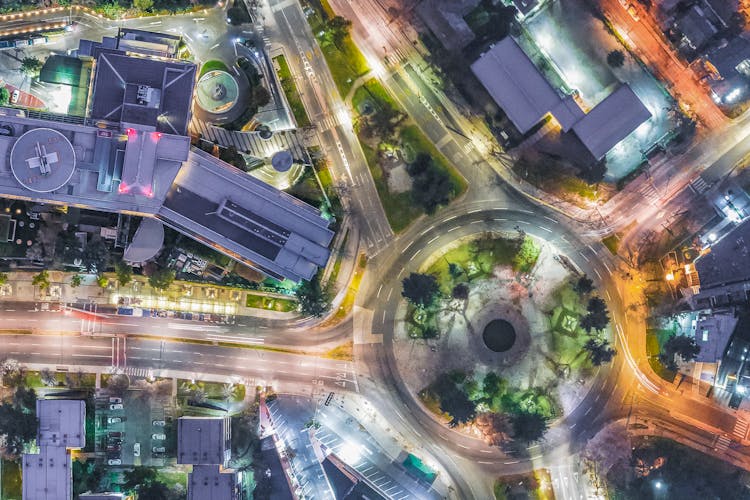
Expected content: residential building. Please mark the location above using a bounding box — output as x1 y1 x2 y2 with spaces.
22 399 86 500
178 417 238 500
79 494 124 500
471 37 651 159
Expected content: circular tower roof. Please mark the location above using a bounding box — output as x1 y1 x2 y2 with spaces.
271 150 294 172
10 128 76 193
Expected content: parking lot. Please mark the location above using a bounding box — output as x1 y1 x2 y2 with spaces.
94 382 173 468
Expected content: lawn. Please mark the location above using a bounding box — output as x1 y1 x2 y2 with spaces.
494 470 553 500
353 79 467 232
273 54 311 127
245 293 298 312
602 234 620 255
426 234 541 294
646 329 677 382
306 4 369 98
198 59 230 78
2 460 21 500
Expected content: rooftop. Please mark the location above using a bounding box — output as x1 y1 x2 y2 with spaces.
89 52 196 135
472 37 651 159
177 416 230 466
22 446 71 500
36 399 86 448
187 464 238 500
694 310 738 362
695 218 750 291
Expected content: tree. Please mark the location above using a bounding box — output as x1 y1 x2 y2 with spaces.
326 16 352 49
137 481 171 500
40 368 56 387
295 274 331 317
407 154 453 214
123 466 157 491
580 296 610 332
70 275 82 288
108 374 130 395
660 334 701 370
115 261 132 287
512 236 540 273
606 50 625 68
97 276 109 288
451 283 469 300
0 87 8 106
511 410 548 443
249 85 271 110
401 272 440 307
12 386 36 411
20 57 42 76
421 326 439 339
133 0 154 11
148 268 175 291
0 272 7 286
81 239 110 273
0 400 37 457
584 338 616 366
0 359 23 387
431 373 476 427
32 270 50 291
574 275 594 295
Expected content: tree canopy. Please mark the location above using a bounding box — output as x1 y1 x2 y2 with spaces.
296 274 331 317
584 338 616 366
580 296 610 332
20 57 42 76
606 50 625 68
115 261 133 287
510 410 548 443
660 334 700 370
574 275 594 295
148 268 175 291
401 272 440 307
406 154 453 214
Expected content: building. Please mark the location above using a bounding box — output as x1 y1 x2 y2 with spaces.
471 37 651 159
693 218 750 309
674 5 718 52
705 35 750 104
178 417 238 500
79 494 124 500
22 399 86 500
0 32 332 282
416 0 480 51
693 309 738 362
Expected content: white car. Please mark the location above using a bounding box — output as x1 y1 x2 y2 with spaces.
109 404 123 410
133 443 140 457
10 89 19 104
107 459 121 466
109 397 122 404
152 420 166 427
152 446 165 453
151 433 166 440
107 417 122 424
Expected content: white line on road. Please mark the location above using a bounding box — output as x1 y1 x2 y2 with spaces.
538 226 552 232
376 284 382 299
543 216 558 224
606 291 612 301
603 262 612 275
578 251 590 262
427 235 440 244
584 408 592 415
409 249 421 261
594 269 602 279
448 226 461 232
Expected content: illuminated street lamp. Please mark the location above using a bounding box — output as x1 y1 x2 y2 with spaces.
665 273 675 282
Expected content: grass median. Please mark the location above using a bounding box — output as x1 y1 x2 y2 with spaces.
273 54 311 127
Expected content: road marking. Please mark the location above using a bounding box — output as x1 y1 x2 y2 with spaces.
538 226 552 232
543 216 558 224
409 249 421 261
584 408 592 415
570 423 577 429
467 208 482 214
448 226 461 232
427 235 440 244
376 285 383 299
479 461 495 465
504 460 519 464
603 262 612 275
386 288 393 301
579 251 590 262
493 218 507 221
606 291 612 301
594 269 602 279
457 443 469 449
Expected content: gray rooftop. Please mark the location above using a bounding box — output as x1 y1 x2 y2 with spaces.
90 52 196 135
471 37 584 133
187 464 238 500
571 84 651 160
177 417 231 466
695 218 750 291
694 310 738 362
473 37 651 159
36 399 86 448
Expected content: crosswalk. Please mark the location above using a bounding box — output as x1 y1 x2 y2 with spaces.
715 434 731 452
125 366 153 379
733 419 749 440
689 176 711 194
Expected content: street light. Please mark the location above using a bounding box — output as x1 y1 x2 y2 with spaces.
665 273 675 282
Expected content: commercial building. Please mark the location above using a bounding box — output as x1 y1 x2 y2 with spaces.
0 32 332 282
178 416 238 500
471 36 651 160
22 399 86 500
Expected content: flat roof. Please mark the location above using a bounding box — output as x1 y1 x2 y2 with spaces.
36 399 86 449
90 52 196 135
177 417 230 466
471 37 584 133
22 446 71 500
187 464 237 500
695 218 750 291
10 128 76 193
571 84 651 160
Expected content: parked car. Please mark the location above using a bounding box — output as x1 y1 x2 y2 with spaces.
107 432 122 438
152 446 165 453
108 417 122 424
152 420 166 427
107 459 121 466
10 90 19 104
109 404 123 410
106 444 121 452
151 433 166 440
134 443 141 457
109 397 122 404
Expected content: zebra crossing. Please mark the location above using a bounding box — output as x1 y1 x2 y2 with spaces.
689 176 711 194
124 366 153 379
715 434 731 452
733 419 749 440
